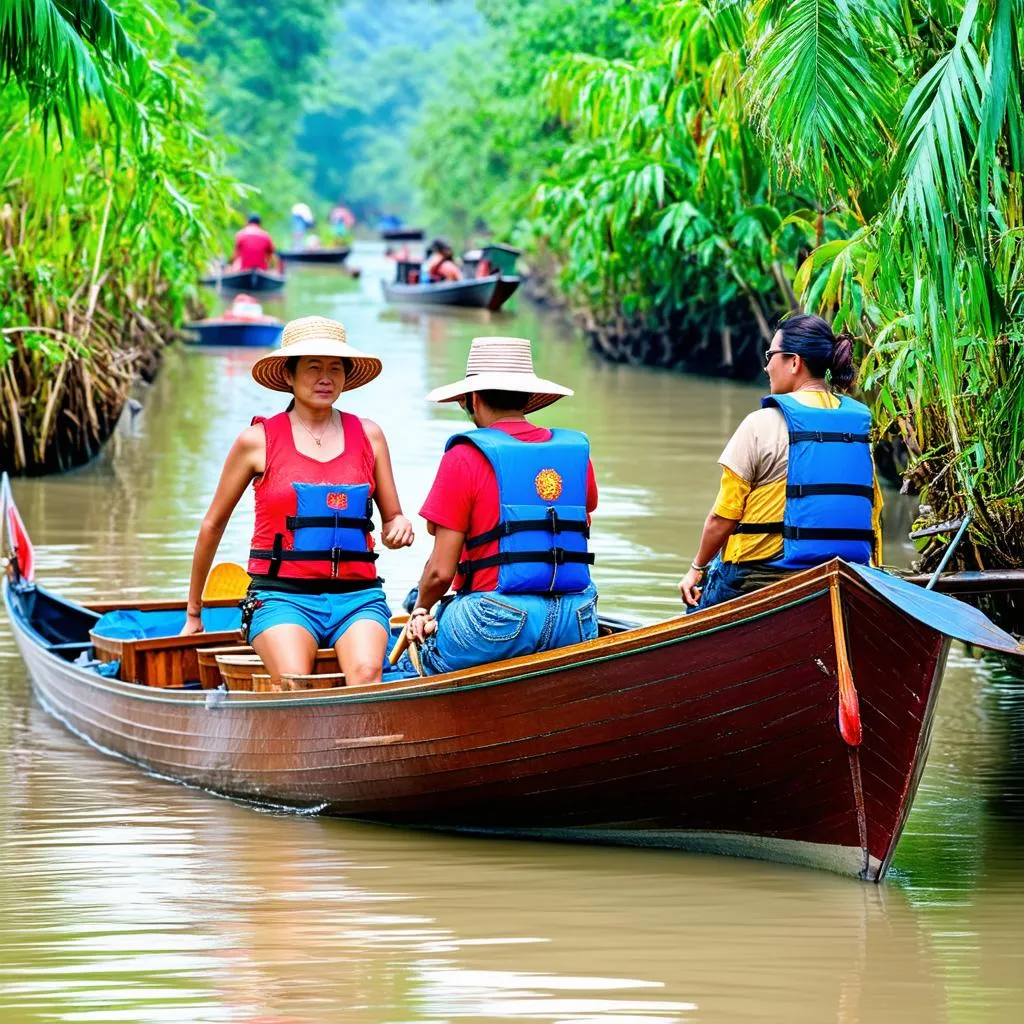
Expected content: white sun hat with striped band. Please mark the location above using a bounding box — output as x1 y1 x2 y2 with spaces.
251 316 382 393
426 336 573 413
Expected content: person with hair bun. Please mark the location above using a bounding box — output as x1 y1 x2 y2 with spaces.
679 313 884 611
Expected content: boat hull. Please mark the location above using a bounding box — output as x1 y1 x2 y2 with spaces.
184 320 283 347
380 228 424 241
382 274 519 311
4 564 953 880
279 248 350 265
199 269 285 293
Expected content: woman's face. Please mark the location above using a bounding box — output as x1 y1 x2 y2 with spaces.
765 329 798 394
287 356 346 408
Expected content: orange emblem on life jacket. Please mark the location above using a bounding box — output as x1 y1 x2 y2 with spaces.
534 469 563 501
326 492 349 511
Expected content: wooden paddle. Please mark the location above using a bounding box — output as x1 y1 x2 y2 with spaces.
388 620 424 677
202 562 252 602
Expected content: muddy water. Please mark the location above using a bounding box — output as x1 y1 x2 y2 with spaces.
1 245 1022 1022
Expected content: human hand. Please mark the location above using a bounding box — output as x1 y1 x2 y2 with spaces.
180 611 205 636
382 514 415 549
406 608 437 644
678 568 705 608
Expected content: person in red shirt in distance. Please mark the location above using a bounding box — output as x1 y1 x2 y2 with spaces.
231 214 278 272
401 336 599 676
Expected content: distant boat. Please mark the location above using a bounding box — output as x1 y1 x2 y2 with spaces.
184 320 283 348
184 295 283 347
383 273 520 311
279 247 351 265
380 227 425 242
199 268 285 294
462 243 522 278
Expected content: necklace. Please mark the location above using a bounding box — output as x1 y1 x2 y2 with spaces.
294 411 334 448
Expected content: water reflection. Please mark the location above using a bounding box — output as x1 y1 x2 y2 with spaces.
1 242 1023 1022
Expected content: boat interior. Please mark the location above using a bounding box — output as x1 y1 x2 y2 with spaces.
9 582 636 693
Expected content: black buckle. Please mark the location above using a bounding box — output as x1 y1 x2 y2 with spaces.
547 506 559 532
842 432 853 442
551 547 566 564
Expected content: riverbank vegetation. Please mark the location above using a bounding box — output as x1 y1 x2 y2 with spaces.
413 0 1024 568
0 0 237 474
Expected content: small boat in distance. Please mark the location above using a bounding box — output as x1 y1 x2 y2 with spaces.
4 474 1020 882
279 246 351 265
199 267 285 294
184 295 283 348
382 273 520 311
380 227 425 242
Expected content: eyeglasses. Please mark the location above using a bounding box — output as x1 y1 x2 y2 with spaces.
763 348 794 367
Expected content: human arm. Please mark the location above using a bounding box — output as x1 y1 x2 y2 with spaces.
678 466 748 607
440 259 463 282
406 525 465 643
180 425 265 634
363 419 414 549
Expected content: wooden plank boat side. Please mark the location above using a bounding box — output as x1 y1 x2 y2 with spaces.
4 562 947 879
382 276 500 308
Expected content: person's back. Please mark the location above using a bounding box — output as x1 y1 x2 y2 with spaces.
402 337 599 677
233 217 275 271
679 314 882 612
425 239 463 283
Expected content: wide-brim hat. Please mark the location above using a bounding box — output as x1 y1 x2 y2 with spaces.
251 316 382 393
426 336 573 413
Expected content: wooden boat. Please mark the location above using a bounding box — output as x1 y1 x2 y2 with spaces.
279 247 351 265
198 268 285 294
382 273 520 311
4 490 1021 881
462 243 522 278
380 227 425 242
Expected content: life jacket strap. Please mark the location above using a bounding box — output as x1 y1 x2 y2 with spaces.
789 430 871 444
464 509 590 550
785 483 874 499
285 514 375 532
733 522 874 542
458 548 594 576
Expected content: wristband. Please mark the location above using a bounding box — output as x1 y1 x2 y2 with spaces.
690 560 710 573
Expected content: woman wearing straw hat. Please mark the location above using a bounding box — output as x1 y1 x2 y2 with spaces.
181 316 414 685
400 336 599 676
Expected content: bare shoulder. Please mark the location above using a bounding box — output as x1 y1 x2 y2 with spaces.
236 422 267 452
359 417 386 443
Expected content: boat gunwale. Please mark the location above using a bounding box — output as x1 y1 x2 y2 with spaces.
5 561 882 709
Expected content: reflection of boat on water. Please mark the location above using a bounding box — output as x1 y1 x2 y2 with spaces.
198 268 285 294
382 273 520 311
2 492 1019 884
279 247 351 265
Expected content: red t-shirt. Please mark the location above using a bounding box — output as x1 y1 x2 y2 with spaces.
234 226 275 271
419 420 598 593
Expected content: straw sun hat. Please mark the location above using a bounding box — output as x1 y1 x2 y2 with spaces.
426 336 573 414
251 316 382 393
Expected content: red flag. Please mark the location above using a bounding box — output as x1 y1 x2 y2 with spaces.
2 474 34 583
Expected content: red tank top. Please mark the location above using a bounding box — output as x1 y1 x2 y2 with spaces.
248 411 377 580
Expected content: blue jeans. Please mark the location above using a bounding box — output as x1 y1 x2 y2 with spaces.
686 555 789 613
401 583 599 676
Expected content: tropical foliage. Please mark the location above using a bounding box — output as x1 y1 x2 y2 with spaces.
0 0 237 474
413 0 1024 567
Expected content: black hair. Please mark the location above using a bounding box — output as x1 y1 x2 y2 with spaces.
777 313 857 392
247 213 261 224
471 389 531 413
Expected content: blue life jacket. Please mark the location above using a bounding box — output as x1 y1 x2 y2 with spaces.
447 427 594 594
732 394 875 569
248 482 377 579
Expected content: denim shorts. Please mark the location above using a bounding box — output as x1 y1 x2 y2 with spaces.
402 582 600 676
248 587 392 648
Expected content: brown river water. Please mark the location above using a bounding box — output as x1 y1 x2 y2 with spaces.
2 245 1023 1022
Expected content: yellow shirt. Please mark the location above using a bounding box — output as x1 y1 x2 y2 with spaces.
713 392 883 564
